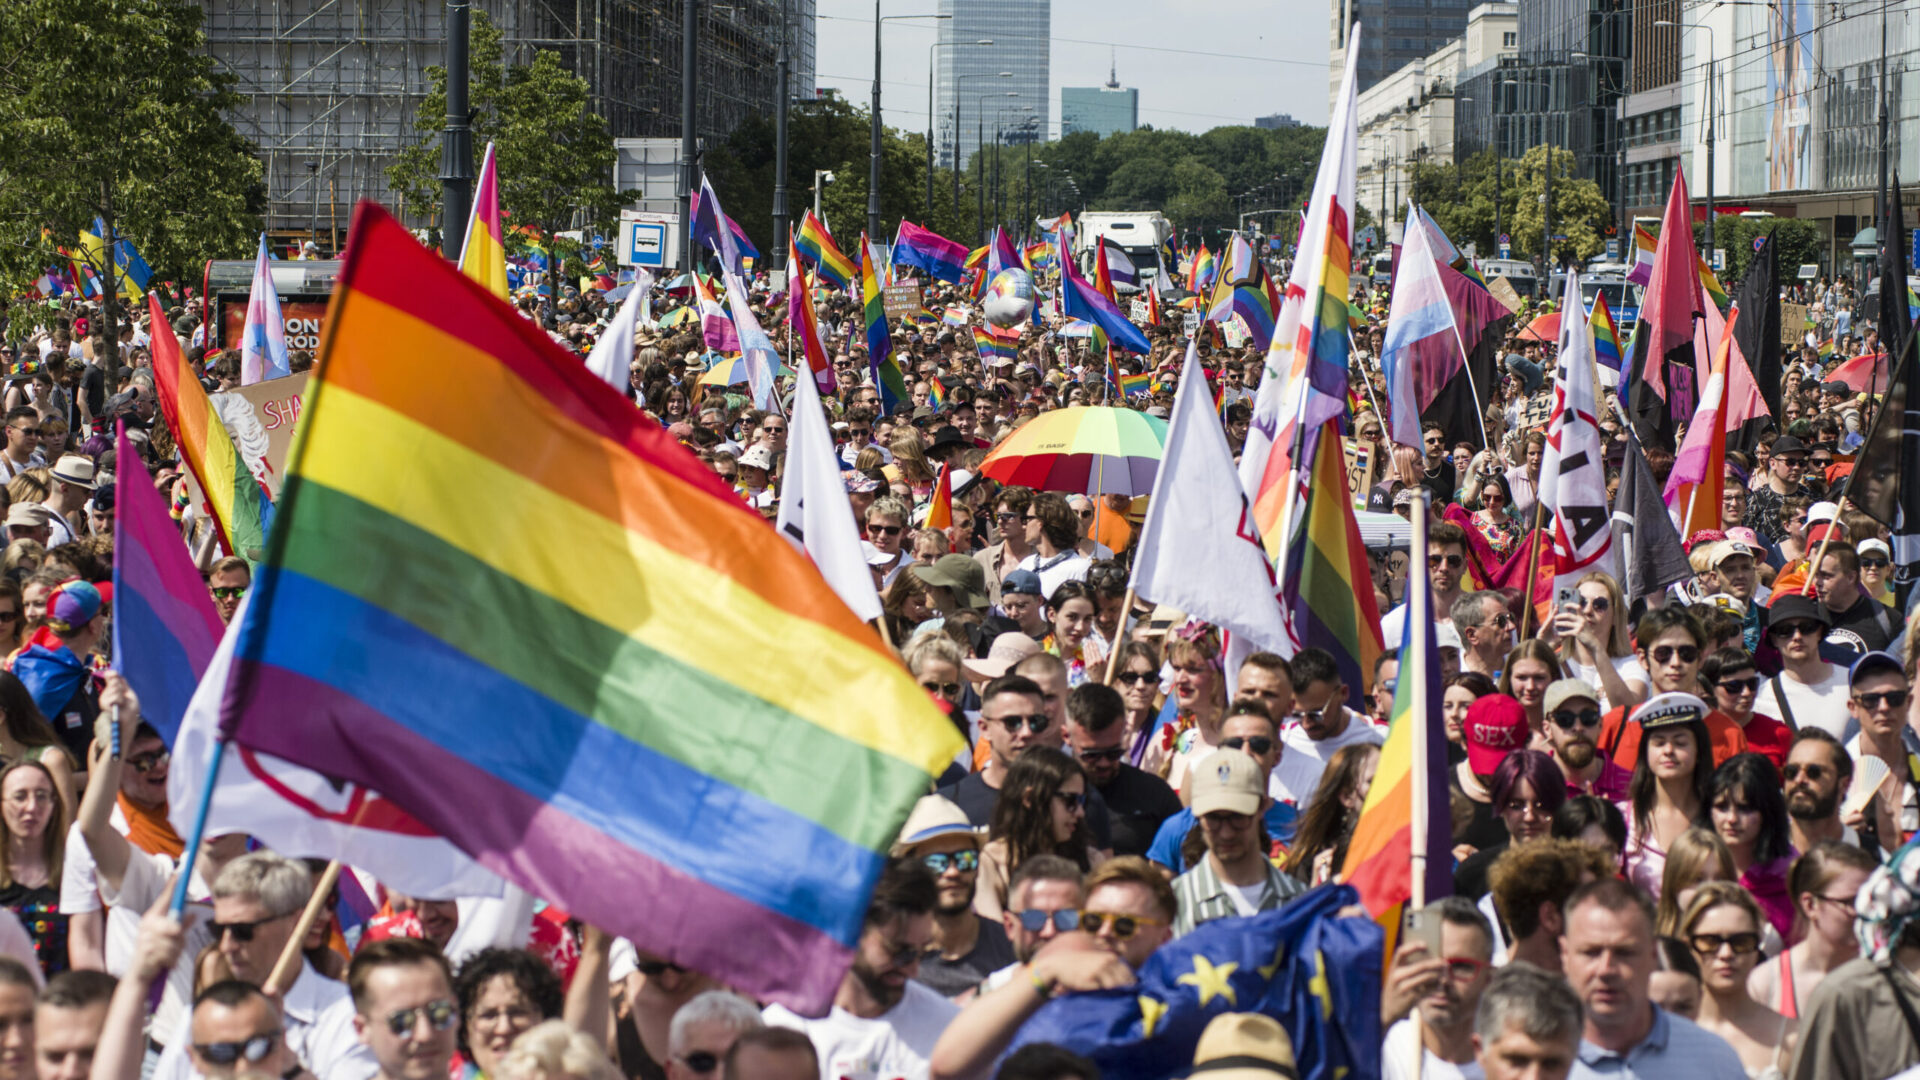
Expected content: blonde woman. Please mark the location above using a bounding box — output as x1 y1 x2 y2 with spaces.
1549 571 1648 711
1655 827 1737 936
1680 883 1794 1078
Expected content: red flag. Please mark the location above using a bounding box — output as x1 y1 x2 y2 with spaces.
923 464 953 530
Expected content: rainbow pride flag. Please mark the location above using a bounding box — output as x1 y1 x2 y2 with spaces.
1286 425 1382 711
459 143 508 299
973 326 1017 363
1185 244 1216 293
923 464 953 530
795 211 856 291
928 377 948 412
1698 254 1729 309
1591 289 1624 372
220 203 963 1013
1340 507 1450 920
1816 337 1835 361
147 294 273 561
860 235 909 414
1119 370 1151 397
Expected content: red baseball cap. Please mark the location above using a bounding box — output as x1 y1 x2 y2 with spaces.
1464 694 1530 776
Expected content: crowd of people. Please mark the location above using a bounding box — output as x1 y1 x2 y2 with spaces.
0 227 1910 1080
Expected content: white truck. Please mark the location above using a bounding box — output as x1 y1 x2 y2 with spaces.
1073 211 1173 287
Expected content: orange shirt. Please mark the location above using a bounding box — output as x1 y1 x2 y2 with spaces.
1598 705 1749 771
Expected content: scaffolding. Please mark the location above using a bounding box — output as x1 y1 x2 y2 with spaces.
202 0 813 241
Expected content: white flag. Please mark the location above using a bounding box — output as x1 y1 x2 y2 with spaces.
724 271 780 413
169 597 505 901
1539 269 1618 606
1131 339 1290 652
776 371 883 622
585 269 651 396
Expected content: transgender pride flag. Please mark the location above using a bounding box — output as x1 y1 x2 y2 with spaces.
1379 207 1464 448
241 234 291 385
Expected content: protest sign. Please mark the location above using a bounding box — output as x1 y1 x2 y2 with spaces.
883 283 921 319
1487 277 1525 314
208 372 308 499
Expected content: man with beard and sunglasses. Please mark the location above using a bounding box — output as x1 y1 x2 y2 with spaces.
1597 608 1749 770
1542 681 1630 801
890 797 1015 999
1781 730 1857 853
762 861 957 1080
1064 685 1179 859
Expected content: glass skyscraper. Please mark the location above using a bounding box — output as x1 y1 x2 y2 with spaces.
933 0 1049 173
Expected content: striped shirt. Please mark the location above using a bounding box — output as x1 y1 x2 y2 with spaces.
1170 853 1306 936
1571 1006 1747 1080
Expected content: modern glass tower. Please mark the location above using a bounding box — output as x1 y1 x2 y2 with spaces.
933 0 1050 172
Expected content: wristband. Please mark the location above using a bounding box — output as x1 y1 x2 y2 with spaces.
1028 966 1055 1000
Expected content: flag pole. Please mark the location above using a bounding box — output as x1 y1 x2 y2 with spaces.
1102 588 1138 685
169 739 227 918
1410 488 1433 1080
265 859 344 995
1446 320 1488 450
1516 499 1548 640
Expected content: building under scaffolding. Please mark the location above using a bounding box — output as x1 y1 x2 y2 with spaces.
202 0 815 244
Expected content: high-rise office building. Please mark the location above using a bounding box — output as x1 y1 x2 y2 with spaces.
1328 0 1476 111
933 0 1049 173
1061 63 1137 138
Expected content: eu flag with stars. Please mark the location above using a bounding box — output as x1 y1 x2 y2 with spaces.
1005 883 1383 1080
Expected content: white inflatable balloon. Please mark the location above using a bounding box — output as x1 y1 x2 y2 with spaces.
982 269 1035 328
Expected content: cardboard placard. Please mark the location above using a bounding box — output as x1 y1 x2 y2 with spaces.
219 301 331 351
1487 277 1525 314
1182 311 1202 335
1781 303 1808 346
1130 299 1150 322
1344 438 1375 512
209 372 309 499
883 283 922 320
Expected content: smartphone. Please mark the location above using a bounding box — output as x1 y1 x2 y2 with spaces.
1402 907 1443 958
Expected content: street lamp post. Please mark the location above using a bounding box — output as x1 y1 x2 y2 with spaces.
977 91 1017 241
440 0 472 258
869 10 951 243
1654 20 1714 259
771 0 790 271
929 39 993 219
678 0 698 270
954 72 1013 227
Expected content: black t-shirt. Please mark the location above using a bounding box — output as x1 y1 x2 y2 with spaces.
78 364 105 422
1419 457 1457 506
913 916 1016 998
1094 765 1183 858
1449 770 1507 851
938 769 1114 849
1826 594 1894 658
1452 839 1509 900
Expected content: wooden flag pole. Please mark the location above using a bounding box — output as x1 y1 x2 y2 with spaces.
1516 498 1549 640
1102 588 1138 685
265 860 344 997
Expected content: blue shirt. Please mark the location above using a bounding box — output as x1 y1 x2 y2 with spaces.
1570 1006 1747 1080
1145 802 1299 874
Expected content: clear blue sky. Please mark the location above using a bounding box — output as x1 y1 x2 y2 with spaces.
810 0 1333 137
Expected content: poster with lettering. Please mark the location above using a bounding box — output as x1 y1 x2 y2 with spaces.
209 372 309 499
220 302 330 352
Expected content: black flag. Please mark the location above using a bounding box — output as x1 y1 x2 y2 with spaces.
1732 233 1782 453
1881 176 1913 366
1846 329 1919 606
1422 314 1507 452
1623 320 1692 452
1611 429 1692 603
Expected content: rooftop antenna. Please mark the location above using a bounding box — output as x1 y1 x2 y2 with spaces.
1107 49 1120 89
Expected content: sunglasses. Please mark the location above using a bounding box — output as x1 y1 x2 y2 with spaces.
867 524 903 537
1717 676 1761 694
208 912 289 943
1114 671 1155 686
677 1053 721 1075
1077 746 1125 763
210 586 246 600
1013 909 1080 933
1053 791 1087 812
1862 557 1891 569
193 1032 280 1066
1549 708 1602 729
1078 911 1166 940
1219 735 1275 755
0 610 17 623
921 850 980 874
1781 762 1832 782
1428 554 1465 568
1577 595 1610 613
1854 690 1910 709
635 959 685 977
920 681 961 697
994 714 1051 734
385 999 458 1038
1649 645 1699 665
1771 620 1825 640
1688 932 1760 957
127 750 169 774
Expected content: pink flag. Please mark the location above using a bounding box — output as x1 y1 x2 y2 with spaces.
1639 174 1704 400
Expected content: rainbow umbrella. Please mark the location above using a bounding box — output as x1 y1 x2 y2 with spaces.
699 355 793 387
979 406 1168 496
658 305 698 327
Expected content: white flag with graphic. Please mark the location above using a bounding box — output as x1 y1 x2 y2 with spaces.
1539 269 1618 605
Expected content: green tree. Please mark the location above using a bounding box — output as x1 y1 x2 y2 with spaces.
1506 145 1612 264
0 0 263 360
388 10 625 249
1696 214 1823 283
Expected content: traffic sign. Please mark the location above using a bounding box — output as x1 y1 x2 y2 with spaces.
1499 243 1512 259
1498 233 1511 245
1606 239 1619 259
618 210 678 269
1753 235 1767 253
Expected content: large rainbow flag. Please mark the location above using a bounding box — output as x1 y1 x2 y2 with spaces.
459 143 508 299
217 204 964 1013
1287 426 1382 711
795 210 856 291
147 294 273 561
860 235 909 414
1341 502 1450 921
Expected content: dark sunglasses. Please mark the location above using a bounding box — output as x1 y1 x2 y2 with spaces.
993 714 1051 734
1716 676 1761 694
1689 932 1760 957
635 959 685 977
1649 645 1699 665
1013 909 1080 933
1781 762 1831 782
677 1053 720 1075
1219 735 1275 755
210 586 246 600
193 1032 280 1066
1114 671 1155 686
921 850 980 874
867 524 903 537
1549 708 1602 729
1078 911 1166 940
920 681 961 697
1428 554 1465 568
1053 791 1087 811
385 999 458 1038
1577 595 1610 612
1077 746 1125 763
1771 620 1825 640
1855 690 1910 710
208 912 287 943
127 750 169 774
1861 557 1891 569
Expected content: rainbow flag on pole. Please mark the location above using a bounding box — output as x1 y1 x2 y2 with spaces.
973 325 1017 363
1185 244 1216 293
459 143 508 299
861 234 910 414
795 211 856 291
1340 494 1450 920
148 295 273 561
218 203 963 1013
1286 424 1383 711
1591 289 1624 372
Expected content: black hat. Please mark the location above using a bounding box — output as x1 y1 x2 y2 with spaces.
1770 434 1807 456
928 425 969 453
1767 593 1831 629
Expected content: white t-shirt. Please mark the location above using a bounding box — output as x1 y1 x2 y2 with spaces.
1380 605 1464 653
97 841 212 1052
1382 1019 1485 1080
1225 880 1266 917
1017 549 1091 600
58 808 138 974
1270 711 1387 811
1562 654 1650 712
763 981 960 1080
1764 665 1854 741
150 961 377 1080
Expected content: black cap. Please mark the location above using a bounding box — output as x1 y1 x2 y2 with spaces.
1767 593 1832 629
1770 434 1807 456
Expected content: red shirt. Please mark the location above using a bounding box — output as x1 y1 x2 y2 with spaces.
1736 712 1793 773
1599 705 1749 770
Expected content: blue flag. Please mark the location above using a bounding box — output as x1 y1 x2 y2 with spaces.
1005 883 1383 1080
